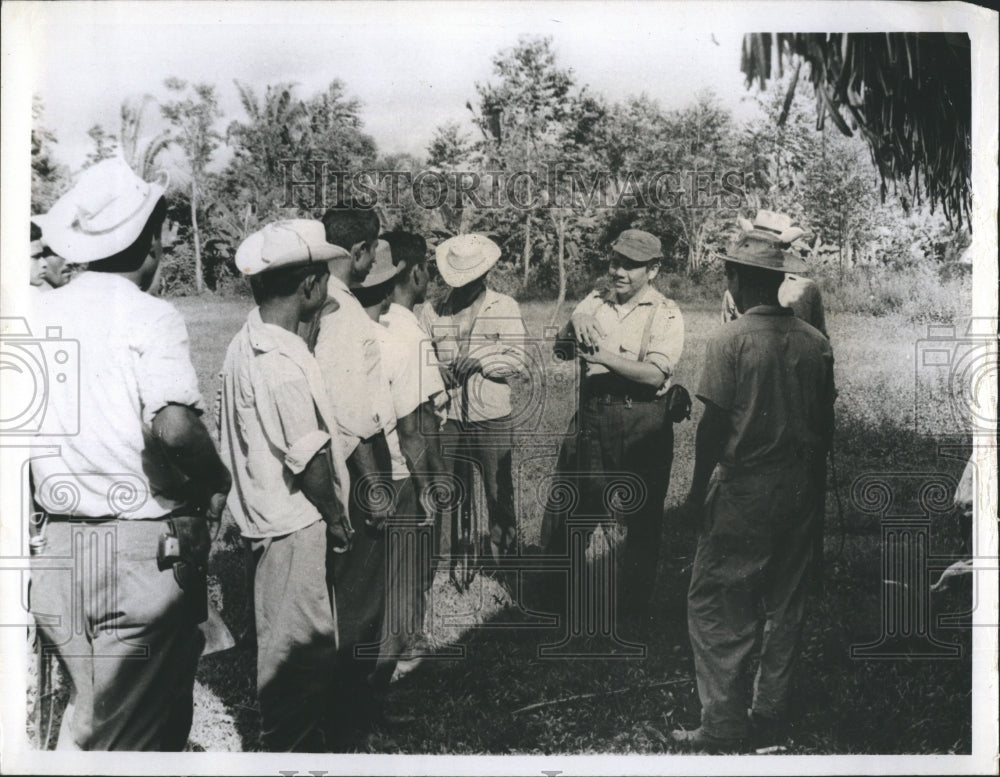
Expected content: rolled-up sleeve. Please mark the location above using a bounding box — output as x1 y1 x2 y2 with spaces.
696 332 735 411
258 353 331 475
136 306 205 427
644 299 684 377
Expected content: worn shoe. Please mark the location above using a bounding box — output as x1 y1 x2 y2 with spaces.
670 726 745 753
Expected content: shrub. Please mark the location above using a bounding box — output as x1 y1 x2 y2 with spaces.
816 263 970 323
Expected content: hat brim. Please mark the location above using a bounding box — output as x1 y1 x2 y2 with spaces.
714 250 810 274
436 250 500 287
34 187 166 265
237 230 349 275
356 261 405 289
609 245 661 264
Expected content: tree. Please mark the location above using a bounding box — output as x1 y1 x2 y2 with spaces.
84 124 118 168
741 33 972 225
31 96 68 213
161 79 223 294
472 36 579 284
427 121 472 169
212 80 377 267
664 92 742 274
119 95 173 180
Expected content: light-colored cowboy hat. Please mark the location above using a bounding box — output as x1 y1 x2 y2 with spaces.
32 156 169 265
434 233 501 288
352 239 403 289
737 210 808 245
236 219 349 276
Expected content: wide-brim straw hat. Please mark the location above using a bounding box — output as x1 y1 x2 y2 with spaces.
434 233 501 288
236 219 349 276
33 156 168 265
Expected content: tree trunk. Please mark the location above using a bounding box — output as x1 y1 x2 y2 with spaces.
523 214 531 284
556 213 567 306
838 214 844 282
191 181 204 294
547 213 570 328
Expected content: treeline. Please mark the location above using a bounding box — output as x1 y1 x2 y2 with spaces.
31 36 970 310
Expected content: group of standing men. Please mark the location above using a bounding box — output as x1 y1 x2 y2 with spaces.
25 155 834 755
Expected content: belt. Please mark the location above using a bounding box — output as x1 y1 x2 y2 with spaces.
587 393 666 407
584 374 663 406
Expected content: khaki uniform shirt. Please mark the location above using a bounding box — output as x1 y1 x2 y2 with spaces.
572 284 684 382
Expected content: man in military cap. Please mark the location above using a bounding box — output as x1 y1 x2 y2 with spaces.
220 219 352 751
545 228 684 631
672 229 836 752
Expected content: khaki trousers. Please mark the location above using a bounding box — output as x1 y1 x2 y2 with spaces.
251 518 337 752
30 519 204 751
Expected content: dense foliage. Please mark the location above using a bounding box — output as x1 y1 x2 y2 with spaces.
30 36 971 318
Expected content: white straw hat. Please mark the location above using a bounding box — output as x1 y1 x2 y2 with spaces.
434 234 501 288
236 220 349 276
33 156 168 264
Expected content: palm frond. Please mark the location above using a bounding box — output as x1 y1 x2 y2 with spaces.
742 33 971 226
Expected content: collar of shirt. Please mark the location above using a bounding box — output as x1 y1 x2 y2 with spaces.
70 270 143 297
382 301 423 331
597 282 660 318
439 287 505 318
326 273 363 309
246 307 312 360
744 304 794 317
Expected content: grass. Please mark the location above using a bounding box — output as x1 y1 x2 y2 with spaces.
29 293 974 754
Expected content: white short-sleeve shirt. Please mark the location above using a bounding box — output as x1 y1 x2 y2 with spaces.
30 272 205 519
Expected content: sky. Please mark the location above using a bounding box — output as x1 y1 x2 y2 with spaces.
23 1 761 174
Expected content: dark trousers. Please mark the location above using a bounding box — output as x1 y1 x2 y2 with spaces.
371 476 432 686
438 416 517 563
542 396 673 620
29 519 204 751
329 433 391 721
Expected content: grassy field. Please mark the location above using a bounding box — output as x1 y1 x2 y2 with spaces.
32 294 973 754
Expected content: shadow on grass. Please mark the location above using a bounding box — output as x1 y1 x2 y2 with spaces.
196 522 262 752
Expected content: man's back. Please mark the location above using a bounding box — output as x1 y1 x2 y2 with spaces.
31 271 203 518
698 305 834 471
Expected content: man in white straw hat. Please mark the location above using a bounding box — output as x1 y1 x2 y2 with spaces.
545 228 685 633
721 210 828 338
672 229 836 752
219 219 352 751
419 233 526 569
28 156 232 750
